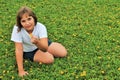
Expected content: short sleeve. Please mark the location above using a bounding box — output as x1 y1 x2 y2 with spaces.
11 26 22 42
37 23 48 38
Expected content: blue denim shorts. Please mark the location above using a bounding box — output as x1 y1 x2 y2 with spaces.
23 40 52 61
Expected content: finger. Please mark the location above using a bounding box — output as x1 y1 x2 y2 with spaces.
19 74 24 77
25 72 29 75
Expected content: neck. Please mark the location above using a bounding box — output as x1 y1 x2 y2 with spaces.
27 30 33 34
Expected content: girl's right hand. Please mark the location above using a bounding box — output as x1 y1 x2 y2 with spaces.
19 70 29 77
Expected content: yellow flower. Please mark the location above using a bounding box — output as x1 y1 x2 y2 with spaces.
107 56 110 59
3 70 6 73
12 76 14 80
39 62 42 65
98 56 102 59
80 71 86 77
107 64 110 68
25 60 28 63
101 70 105 74
118 68 120 71
60 71 64 75
0 76 3 79
7 71 9 73
76 75 79 79
72 33 76 37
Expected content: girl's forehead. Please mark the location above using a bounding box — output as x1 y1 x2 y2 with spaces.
21 13 30 18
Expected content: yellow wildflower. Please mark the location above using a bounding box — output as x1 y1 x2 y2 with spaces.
98 56 102 59
80 71 86 77
101 70 105 74
60 71 64 75
12 76 14 80
118 68 120 71
39 62 42 65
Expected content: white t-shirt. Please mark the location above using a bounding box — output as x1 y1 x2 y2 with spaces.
11 22 47 52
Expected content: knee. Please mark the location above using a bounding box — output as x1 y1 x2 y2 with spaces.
47 57 54 64
43 55 54 64
62 50 67 57
60 49 67 57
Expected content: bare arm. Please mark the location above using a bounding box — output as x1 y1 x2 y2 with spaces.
31 36 48 52
15 42 28 77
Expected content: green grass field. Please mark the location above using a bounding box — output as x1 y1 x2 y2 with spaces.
0 0 120 80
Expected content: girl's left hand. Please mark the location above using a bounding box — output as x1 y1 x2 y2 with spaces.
30 35 39 44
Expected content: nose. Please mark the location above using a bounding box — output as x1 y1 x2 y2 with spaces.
26 21 29 25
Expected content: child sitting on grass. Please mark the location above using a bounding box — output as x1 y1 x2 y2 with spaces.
11 6 67 77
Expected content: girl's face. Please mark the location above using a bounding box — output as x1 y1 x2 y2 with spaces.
20 13 35 33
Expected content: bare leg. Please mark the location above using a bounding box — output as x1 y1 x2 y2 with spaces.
33 50 54 64
47 42 67 57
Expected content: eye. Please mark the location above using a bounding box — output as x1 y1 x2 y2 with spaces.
28 17 32 21
21 20 25 23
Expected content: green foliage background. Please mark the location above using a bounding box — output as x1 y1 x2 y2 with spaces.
0 0 120 80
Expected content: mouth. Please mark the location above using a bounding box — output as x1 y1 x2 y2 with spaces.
25 25 31 29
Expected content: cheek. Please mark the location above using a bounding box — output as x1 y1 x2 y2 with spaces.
20 22 23 26
31 20 35 25
20 22 25 27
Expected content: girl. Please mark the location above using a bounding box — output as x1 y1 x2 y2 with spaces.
11 6 67 77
